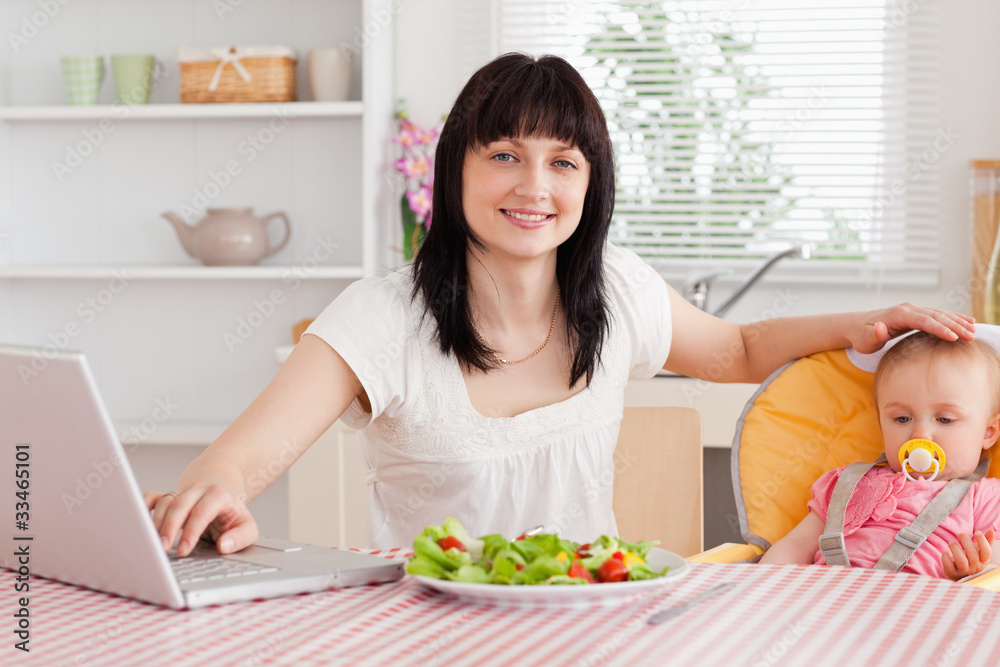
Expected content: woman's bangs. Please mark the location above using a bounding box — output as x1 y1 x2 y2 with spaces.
467 68 596 156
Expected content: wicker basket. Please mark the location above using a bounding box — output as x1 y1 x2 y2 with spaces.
178 46 297 103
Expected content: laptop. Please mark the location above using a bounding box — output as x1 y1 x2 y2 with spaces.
0 344 404 609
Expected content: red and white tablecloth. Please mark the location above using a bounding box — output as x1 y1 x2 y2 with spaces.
3 549 1000 666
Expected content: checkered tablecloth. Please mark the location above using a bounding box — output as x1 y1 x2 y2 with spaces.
3 550 1000 666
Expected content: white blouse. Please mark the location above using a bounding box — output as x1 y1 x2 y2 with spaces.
305 243 672 548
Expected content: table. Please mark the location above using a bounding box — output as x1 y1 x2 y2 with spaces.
4 549 1000 666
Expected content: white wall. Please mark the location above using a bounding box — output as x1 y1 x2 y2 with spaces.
393 0 999 322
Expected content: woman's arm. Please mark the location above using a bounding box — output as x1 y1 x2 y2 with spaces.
663 285 976 383
145 334 366 556
758 511 825 565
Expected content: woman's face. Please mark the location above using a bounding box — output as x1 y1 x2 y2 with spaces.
461 136 590 262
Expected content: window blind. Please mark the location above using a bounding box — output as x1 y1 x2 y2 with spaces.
494 0 942 284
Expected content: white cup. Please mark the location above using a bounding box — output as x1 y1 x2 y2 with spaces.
308 47 353 102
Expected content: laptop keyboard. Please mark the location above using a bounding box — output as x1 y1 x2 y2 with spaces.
170 557 280 585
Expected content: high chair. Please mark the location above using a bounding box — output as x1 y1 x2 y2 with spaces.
687 332 1000 591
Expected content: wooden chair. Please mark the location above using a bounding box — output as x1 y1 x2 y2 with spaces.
613 406 703 557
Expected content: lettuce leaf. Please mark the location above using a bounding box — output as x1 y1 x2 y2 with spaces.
627 563 670 581
510 555 568 585
409 534 471 572
446 564 492 584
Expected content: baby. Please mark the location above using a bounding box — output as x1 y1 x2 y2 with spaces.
760 331 1000 580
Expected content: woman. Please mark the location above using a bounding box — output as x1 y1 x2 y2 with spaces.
148 53 974 554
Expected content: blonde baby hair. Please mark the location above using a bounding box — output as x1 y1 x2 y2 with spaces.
873 331 1000 454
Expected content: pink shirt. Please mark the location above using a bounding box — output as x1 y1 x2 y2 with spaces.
808 465 1000 578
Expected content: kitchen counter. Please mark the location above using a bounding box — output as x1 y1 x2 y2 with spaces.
624 376 758 449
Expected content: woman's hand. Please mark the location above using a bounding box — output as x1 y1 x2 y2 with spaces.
849 303 976 354
144 484 259 557
941 529 995 581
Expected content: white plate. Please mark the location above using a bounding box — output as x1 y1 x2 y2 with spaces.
413 547 689 607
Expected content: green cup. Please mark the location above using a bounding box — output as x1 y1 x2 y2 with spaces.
61 55 105 105
111 54 157 105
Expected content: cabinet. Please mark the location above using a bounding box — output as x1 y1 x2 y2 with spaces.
0 0 397 537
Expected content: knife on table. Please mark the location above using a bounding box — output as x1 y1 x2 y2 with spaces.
647 582 737 625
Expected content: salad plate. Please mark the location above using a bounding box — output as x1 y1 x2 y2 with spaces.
413 547 689 607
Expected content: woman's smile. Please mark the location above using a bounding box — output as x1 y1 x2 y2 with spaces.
501 208 557 228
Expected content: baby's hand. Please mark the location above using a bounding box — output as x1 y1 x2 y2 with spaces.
941 529 996 581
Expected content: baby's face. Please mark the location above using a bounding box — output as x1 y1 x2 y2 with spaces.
879 356 1000 480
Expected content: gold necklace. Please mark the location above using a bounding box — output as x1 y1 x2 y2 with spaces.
475 288 560 365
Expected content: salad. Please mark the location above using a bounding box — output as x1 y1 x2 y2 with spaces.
406 518 671 585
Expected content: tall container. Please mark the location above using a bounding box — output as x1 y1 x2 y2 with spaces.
971 160 1000 323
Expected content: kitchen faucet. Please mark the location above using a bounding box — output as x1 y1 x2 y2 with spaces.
681 244 811 318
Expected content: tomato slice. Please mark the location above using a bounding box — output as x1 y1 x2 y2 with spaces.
597 559 629 583
437 535 466 552
568 560 595 583
611 551 624 561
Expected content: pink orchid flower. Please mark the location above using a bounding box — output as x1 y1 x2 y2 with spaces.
407 186 433 222
395 155 430 180
394 130 417 147
415 128 439 145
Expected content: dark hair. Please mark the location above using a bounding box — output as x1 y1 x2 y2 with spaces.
412 52 615 388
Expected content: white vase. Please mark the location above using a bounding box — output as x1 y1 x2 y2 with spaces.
308 47 352 102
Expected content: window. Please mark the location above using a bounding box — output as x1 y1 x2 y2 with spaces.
495 0 942 284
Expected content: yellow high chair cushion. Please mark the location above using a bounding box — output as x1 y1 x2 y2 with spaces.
737 349 881 549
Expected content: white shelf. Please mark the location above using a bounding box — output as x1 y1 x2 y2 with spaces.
275 345 295 364
0 101 363 121
0 265 364 279
115 420 229 447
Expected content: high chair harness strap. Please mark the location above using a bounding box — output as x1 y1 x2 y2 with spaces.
818 460 874 567
818 456 989 571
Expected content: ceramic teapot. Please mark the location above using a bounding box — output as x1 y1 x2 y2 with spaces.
161 208 291 266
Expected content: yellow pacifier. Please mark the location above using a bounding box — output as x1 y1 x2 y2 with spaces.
898 439 946 482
